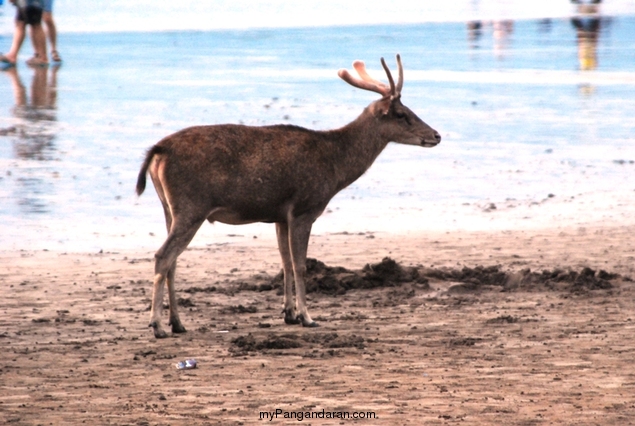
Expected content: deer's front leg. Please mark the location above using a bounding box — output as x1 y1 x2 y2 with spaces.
276 222 301 324
288 216 318 328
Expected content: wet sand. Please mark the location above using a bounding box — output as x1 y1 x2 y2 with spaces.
1 224 634 425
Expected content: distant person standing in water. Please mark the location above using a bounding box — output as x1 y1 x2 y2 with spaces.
42 0 61 63
0 0 48 67
571 0 603 71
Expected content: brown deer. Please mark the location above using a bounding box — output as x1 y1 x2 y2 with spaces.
136 55 441 338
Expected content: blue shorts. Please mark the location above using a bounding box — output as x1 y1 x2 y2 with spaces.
43 0 53 13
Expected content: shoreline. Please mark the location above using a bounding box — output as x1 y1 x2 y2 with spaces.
4 222 634 277
4 184 634 253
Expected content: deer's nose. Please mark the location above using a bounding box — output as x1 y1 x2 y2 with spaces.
434 132 442 143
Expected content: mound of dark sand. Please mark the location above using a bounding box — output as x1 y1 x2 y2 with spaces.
231 333 302 352
221 304 258 314
230 332 367 354
271 257 428 295
502 266 618 292
422 265 508 287
486 315 519 324
419 264 623 293
195 259 626 298
264 258 624 295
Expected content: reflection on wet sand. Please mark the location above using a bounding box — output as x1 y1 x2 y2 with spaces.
467 21 482 49
1 65 60 214
466 3 611 75
571 1 613 97
571 1 609 72
492 20 514 59
5 65 59 159
467 19 514 60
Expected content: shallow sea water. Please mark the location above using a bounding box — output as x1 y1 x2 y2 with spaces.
0 13 634 250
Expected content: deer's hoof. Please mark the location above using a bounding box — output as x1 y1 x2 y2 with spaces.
283 309 301 325
169 319 187 334
153 327 169 339
171 323 187 334
154 330 169 339
299 314 319 328
150 321 169 339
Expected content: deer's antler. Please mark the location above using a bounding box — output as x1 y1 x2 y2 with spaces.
338 54 403 99
395 54 403 96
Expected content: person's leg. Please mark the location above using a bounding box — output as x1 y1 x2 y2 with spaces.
42 11 60 61
27 22 48 65
19 5 48 66
1 20 27 64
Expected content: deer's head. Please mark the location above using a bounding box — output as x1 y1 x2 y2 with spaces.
338 55 441 148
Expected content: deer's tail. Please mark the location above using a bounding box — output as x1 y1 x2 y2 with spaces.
136 145 167 196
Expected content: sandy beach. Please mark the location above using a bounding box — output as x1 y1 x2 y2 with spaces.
1 223 635 425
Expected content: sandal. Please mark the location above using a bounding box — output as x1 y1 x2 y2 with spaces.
51 50 62 63
0 53 16 68
26 54 49 67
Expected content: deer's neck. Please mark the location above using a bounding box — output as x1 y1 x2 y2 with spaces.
325 109 390 191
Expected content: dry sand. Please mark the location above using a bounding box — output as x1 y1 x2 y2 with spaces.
1 225 635 425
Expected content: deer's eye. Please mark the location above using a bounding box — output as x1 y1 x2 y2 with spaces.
395 111 411 125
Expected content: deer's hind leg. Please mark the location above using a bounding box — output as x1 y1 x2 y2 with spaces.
159 202 186 334
148 166 204 338
166 262 186 333
150 216 205 338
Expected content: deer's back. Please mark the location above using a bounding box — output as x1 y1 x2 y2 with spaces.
152 124 348 222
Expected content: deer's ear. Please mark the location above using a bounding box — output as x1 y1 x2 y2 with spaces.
370 98 392 116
